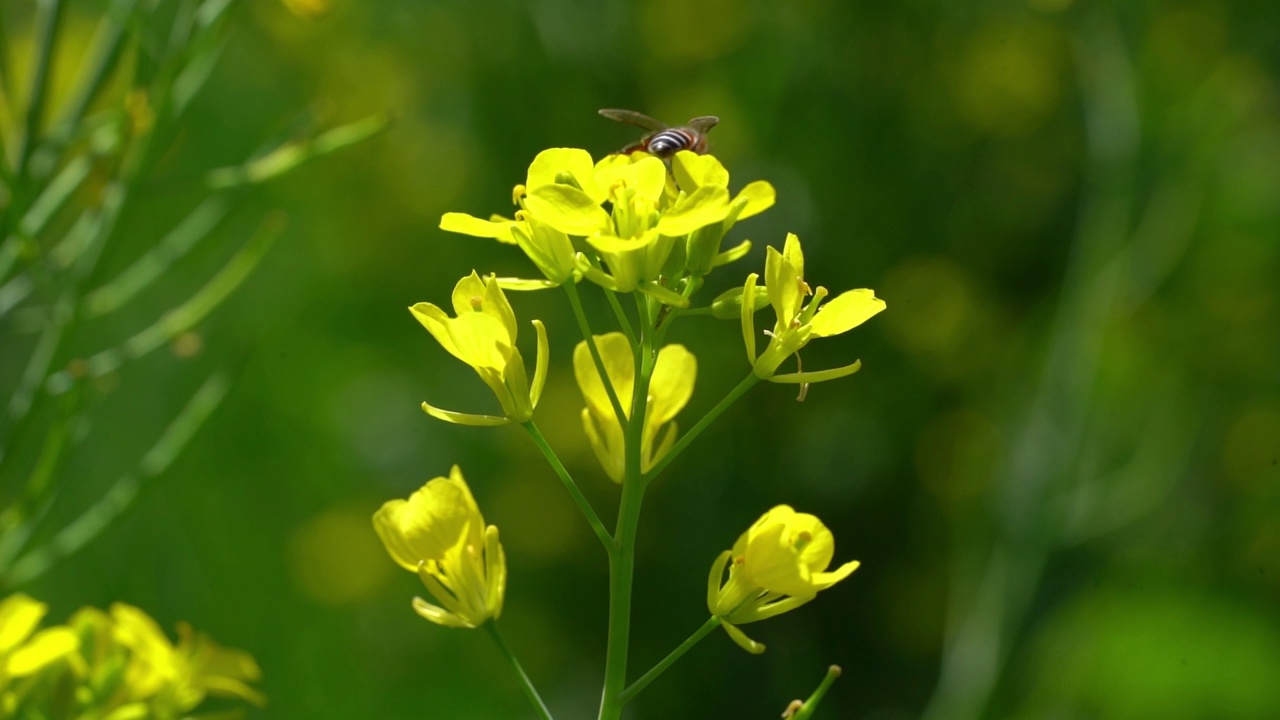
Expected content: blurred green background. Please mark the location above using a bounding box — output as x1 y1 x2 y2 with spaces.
3 0 1279 717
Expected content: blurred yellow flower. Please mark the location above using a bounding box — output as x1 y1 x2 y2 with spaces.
0 595 261 718
410 271 549 426
1 593 78 698
707 505 859 653
373 466 507 629
743 233 885 386
574 333 696 483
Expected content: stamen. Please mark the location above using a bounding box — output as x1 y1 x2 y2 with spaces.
470 296 484 311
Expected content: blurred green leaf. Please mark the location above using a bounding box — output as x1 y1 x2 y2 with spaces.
205 115 388 189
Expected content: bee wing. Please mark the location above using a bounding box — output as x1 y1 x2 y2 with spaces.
686 116 720 133
598 108 669 131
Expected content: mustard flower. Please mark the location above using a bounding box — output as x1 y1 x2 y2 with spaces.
669 151 776 275
444 147 773 306
1 601 264 718
742 233 885 386
707 505 859 654
410 271 549 426
373 466 507 629
574 333 696 483
439 148 593 288
0 594 78 695
107 603 265 713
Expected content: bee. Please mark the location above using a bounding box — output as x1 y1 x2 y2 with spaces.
598 108 720 159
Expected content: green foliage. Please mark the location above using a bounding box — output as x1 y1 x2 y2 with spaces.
2 0 1277 717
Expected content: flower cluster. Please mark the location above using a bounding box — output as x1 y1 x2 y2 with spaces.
378 142 885 718
0 593 263 718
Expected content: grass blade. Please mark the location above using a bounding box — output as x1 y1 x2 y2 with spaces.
83 196 229 317
54 0 140 141
4 369 231 586
15 0 67 183
19 155 92 238
46 213 283 391
206 115 387 189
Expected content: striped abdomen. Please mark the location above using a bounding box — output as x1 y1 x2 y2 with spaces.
625 128 707 159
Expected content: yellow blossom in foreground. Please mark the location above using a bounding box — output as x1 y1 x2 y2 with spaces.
742 233 885 387
0 595 262 718
1 593 78 702
442 147 775 304
410 271 549 426
707 505 859 653
574 333 696 483
373 466 507 628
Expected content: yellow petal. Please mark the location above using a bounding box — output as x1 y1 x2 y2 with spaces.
524 185 611 236
440 212 516 244
496 277 559 291
706 550 732 613
782 232 805 278
5 626 78 676
671 151 730 191
372 473 483 570
734 180 776 220
420 401 512 427
812 560 860 590
712 239 752 268
573 333 635 420
595 155 667 204
529 320 549 409
741 273 760 363
0 593 47 653
655 186 730 237
809 289 885 337
765 243 805 323
648 344 696 427
527 148 601 201
412 596 475 629
722 621 766 654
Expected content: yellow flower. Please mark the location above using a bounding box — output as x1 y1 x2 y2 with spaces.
707 506 859 654
742 233 885 387
573 333 696 483
109 603 266 714
373 466 507 629
0 593 78 694
441 152 584 288
444 147 772 306
670 151 776 275
0 599 262 718
410 271 549 426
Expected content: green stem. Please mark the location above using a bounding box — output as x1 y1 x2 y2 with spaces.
621 616 721 704
15 0 64 182
484 622 554 720
644 372 759 484
521 421 613 553
598 319 656 720
564 281 628 429
603 287 636 348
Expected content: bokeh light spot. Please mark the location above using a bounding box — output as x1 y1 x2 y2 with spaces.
1221 406 1280 494
638 0 754 62
915 408 1000 502
953 21 1066 136
288 507 393 606
881 256 975 357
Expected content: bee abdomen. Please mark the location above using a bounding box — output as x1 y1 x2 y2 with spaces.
646 129 697 158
